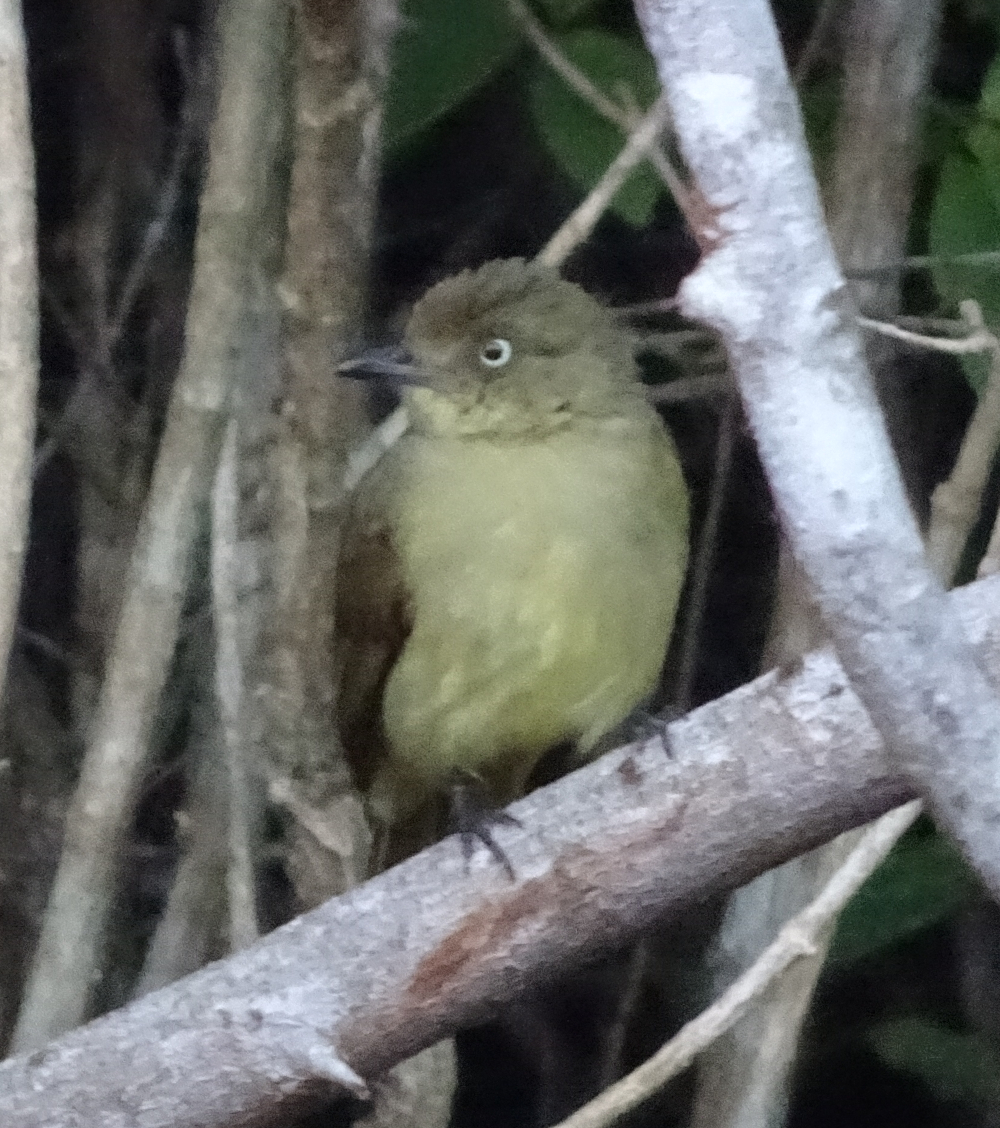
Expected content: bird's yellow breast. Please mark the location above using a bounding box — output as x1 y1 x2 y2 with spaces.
381 414 688 805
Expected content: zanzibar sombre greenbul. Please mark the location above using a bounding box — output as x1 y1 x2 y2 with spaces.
335 258 689 866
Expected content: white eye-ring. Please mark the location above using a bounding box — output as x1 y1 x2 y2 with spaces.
479 338 513 368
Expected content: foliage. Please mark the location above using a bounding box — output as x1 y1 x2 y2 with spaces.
383 0 667 224
869 1017 1000 1107
527 28 663 225
929 54 1000 390
383 0 521 152
829 825 980 967
15 0 1000 1122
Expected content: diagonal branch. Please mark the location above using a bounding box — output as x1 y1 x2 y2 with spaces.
551 800 923 1128
538 95 673 268
3 570 1000 1126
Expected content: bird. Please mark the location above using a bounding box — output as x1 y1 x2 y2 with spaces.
335 257 689 870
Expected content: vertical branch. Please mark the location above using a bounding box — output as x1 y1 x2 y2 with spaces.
0 0 43 1037
634 0 1000 898
673 393 738 713
60 2 183 730
212 418 260 951
258 0 397 904
828 0 944 494
0 0 39 691
689 3 944 1126
11 0 289 1051
132 677 229 997
827 0 942 315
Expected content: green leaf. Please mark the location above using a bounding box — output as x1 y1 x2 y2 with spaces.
964 0 1000 34
828 830 979 967
868 1018 1000 1106
978 48 1000 125
929 55 1000 392
930 150 1000 306
922 96 975 170
533 0 603 28
798 74 841 181
528 29 663 227
383 0 520 153
929 151 1000 393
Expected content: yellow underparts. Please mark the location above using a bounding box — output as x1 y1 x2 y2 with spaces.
378 412 688 817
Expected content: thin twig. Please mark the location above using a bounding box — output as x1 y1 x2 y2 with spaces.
599 941 651 1090
891 314 982 336
550 802 922 1128
133 688 228 996
673 394 738 712
107 34 215 347
343 405 409 494
14 624 77 670
861 301 1000 584
507 0 691 213
977 503 1000 578
509 0 623 125
538 96 673 269
646 373 730 404
847 249 1000 279
927 322 1000 584
791 0 840 86
615 296 679 317
212 417 260 950
857 306 995 356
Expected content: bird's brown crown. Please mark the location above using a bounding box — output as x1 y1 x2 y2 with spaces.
402 258 643 437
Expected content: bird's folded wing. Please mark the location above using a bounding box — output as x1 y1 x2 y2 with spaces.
334 448 413 790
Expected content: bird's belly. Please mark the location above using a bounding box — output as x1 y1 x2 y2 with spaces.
382 434 682 796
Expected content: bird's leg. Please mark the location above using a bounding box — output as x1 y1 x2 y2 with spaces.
447 767 521 881
363 768 408 876
626 704 678 756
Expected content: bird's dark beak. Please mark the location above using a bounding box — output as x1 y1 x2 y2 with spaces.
338 344 425 388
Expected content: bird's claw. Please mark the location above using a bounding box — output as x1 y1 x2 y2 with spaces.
448 768 520 880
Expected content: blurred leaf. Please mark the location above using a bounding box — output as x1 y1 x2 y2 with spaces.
799 74 840 181
383 0 520 152
923 95 975 169
929 55 1000 392
533 0 603 28
964 0 1000 32
978 47 1000 124
868 1017 1000 1106
528 28 662 226
828 831 979 967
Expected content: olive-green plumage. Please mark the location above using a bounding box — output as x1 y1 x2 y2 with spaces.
336 258 689 861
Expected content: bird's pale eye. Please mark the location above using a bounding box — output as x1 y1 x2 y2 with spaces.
479 338 513 368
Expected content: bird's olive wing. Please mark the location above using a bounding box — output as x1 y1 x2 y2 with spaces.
334 452 412 789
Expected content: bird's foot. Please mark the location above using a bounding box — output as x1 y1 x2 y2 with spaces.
447 768 521 881
628 706 679 756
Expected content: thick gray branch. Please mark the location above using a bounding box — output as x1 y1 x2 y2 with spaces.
4 573 1000 1127
634 0 1000 896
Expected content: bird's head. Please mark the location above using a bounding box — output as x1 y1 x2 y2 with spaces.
344 259 643 439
